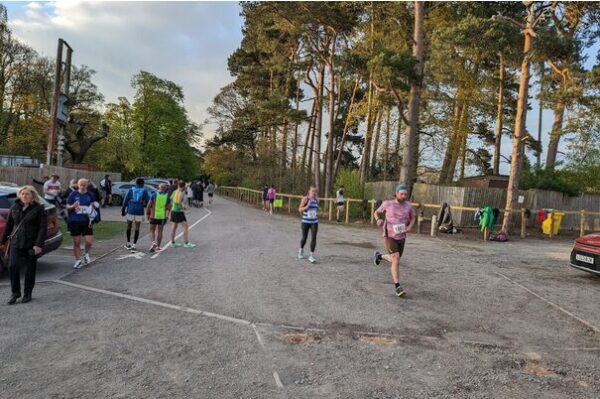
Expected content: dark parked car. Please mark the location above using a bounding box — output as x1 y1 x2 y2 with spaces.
570 233 600 276
110 182 157 206
0 186 63 269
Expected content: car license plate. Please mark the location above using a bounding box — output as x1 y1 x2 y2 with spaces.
576 254 595 265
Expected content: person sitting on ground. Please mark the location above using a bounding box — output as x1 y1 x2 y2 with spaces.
121 178 150 251
1 185 47 305
170 181 196 248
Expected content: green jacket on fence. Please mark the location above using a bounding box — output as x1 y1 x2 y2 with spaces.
480 206 495 231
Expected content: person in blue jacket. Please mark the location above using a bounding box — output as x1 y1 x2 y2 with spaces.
121 178 150 251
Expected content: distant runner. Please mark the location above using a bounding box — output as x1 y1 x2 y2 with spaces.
206 181 215 205
66 179 98 269
262 184 269 211
121 178 150 251
43 174 61 207
147 183 171 253
372 184 415 297
170 181 196 248
266 185 276 215
297 186 319 264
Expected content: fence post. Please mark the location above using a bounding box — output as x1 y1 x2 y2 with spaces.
520 208 526 239
345 201 350 224
580 209 585 237
483 226 489 241
370 201 375 224
288 196 292 213
328 199 333 221
549 211 555 239
430 215 437 237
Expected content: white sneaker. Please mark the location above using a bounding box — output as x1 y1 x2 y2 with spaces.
130 244 137 252
308 255 316 263
124 243 132 250
73 260 83 269
298 249 305 259
83 253 91 265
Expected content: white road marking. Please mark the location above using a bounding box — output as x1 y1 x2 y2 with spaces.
53 279 250 326
151 208 212 259
252 323 266 349
494 271 600 335
115 252 146 260
273 371 284 389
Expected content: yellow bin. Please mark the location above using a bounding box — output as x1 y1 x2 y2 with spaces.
542 211 565 235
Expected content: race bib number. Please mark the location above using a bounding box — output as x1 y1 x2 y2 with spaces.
392 223 406 234
307 210 317 219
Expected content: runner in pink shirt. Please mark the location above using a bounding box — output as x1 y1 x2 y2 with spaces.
266 185 277 215
372 184 416 297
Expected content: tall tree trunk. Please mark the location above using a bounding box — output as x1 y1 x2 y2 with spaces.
302 100 317 180
370 107 383 175
440 100 464 183
447 103 468 183
493 53 505 175
401 0 425 193
383 106 391 180
395 106 402 175
324 35 337 196
333 77 359 182
291 82 301 187
359 77 375 183
536 61 545 168
545 98 565 172
501 5 535 234
312 64 325 191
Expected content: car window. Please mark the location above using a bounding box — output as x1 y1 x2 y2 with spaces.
0 195 12 208
120 184 133 190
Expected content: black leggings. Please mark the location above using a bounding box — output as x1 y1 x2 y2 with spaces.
8 247 38 295
300 223 318 252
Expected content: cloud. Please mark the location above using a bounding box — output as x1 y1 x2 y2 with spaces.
9 1 243 139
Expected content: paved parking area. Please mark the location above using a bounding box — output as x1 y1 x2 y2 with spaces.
1 196 599 398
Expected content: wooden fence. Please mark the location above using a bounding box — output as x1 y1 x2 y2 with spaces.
0 165 121 190
367 182 600 232
219 185 600 239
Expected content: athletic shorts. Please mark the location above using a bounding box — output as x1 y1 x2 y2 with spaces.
269 199 274 204
126 214 144 223
70 223 93 237
336 202 344 206
171 212 186 223
150 218 167 226
384 237 405 256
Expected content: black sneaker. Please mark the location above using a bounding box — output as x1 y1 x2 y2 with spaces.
21 294 32 303
373 250 382 266
395 285 405 297
7 293 21 305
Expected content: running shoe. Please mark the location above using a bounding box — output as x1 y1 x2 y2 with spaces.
373 250 382 266
395 285 405 297
73 260 83 269
172 242 182 248
83 253 91 265
183 242 196 248
308 255 316 264
297 249 304 259
154 246 163 253
149 242 157 253
130 244 137 252
124 243 133 250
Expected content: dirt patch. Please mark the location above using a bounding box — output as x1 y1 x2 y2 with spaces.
358 334 397 346
524 361 557 377
282 333 322 344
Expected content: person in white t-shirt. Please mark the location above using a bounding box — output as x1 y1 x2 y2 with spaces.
43 174 62 206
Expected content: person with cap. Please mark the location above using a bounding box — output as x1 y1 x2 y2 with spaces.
372 184 416 297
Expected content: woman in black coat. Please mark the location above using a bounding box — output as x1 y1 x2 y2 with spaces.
0 185 47 304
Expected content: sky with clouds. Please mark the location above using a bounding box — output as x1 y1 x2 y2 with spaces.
5 1 597 173
6 1 243 141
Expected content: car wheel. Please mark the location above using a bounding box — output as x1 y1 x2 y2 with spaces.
112 195 123 206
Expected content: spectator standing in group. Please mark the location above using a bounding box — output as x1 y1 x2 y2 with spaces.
170 181 195 248
336 185 345 223
43 174 62 208
186 183 194 208
147 183 171 253
262 184 269 211
192 181 203 207
206 181 215 205
100 174 112 207
266 185 276 215
1 186 47 304
121 178 150 251
66 179 98 269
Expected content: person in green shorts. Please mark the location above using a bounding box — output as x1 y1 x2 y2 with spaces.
147 183 171 253
170 181 196 248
